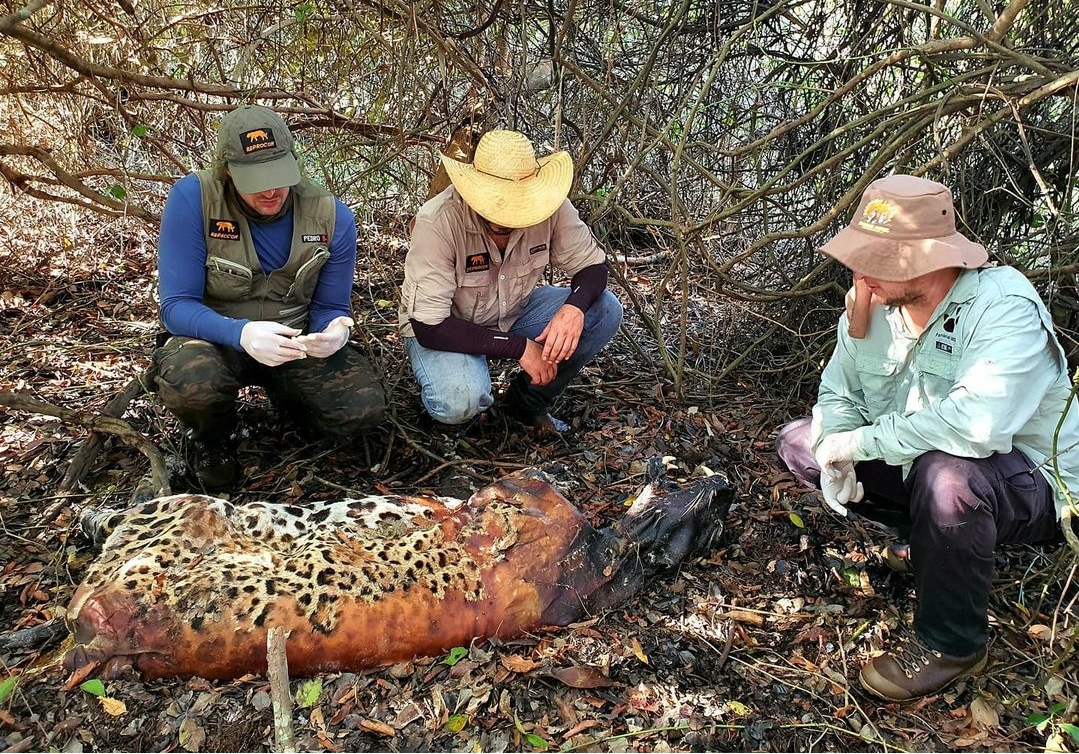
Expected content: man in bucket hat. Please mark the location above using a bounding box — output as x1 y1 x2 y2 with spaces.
399 129 622 434
154 104 385 489
775 174 1079 701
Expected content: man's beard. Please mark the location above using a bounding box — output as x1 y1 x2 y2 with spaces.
881 288 925 308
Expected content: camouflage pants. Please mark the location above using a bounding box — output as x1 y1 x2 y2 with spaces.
152 336 386 441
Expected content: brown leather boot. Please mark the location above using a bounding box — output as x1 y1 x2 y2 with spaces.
859 635 987 702
187 436 240 491
880 543 911 573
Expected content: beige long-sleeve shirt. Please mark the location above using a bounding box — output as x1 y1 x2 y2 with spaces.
399 186 605 337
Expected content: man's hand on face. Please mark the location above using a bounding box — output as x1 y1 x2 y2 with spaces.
519 339 559 386
293 316 353 359
535 304 584 363
240 321 306 366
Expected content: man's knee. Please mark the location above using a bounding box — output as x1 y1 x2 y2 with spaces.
318 390 387 438
424 383 492 425
586 291 623 336
293 359 388 438
153 340 237 411
908 451 985 529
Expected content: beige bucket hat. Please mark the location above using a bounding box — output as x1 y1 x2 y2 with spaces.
821 174 987 281
441 130 573 228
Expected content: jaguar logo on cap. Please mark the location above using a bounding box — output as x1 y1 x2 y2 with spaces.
240 128 277 154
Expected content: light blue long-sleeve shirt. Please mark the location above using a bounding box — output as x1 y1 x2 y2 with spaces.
812 266 1079 518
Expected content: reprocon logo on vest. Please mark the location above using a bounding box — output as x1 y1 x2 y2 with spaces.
209 219 241 241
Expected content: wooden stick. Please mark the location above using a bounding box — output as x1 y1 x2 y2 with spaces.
267 627 296 754
0 618 66 653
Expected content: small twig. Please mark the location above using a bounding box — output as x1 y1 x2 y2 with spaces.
715 618 737 670
410 458 529 487
266 627 296 754
306 474 364 496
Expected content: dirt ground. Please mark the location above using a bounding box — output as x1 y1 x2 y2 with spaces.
1 203 1077 753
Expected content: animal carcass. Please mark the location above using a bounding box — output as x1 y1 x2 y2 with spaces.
63 468 731 680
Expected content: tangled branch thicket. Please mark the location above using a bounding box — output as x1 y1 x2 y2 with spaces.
1 0 1077 404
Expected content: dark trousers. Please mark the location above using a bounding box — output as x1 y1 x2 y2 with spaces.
776 417 1060 656
153 336 386 442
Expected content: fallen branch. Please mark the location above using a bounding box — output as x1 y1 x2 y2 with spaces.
0 390 170 499
61 368 156 492
613 250 670 266
0 618 66 654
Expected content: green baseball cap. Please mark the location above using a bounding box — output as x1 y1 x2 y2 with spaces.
218 105 301 193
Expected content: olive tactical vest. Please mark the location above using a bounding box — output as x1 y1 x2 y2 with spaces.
197 171 336 330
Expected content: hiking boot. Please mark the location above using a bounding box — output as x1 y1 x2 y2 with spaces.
188 437 240 490
880 543 911 573
499 392 570 435
522 412 570 435
859 634 987 702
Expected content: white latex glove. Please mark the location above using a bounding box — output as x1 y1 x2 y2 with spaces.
817 461 864 517
293 316 353 359
814 432 864 517
815 430 859 468
240 321 305 367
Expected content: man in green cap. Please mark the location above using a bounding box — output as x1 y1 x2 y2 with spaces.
154 104 385 489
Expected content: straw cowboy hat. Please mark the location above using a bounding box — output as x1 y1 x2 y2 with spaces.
441 130 573 228
821 174 987 281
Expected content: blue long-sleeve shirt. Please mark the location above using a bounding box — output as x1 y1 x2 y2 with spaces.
158 173 358 350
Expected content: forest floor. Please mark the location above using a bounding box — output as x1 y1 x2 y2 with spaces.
1 199 1077 753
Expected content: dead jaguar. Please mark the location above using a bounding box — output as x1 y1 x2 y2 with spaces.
63 468 732 680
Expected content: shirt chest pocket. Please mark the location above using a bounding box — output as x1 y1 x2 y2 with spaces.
856 353 902 418
509 250 548 299
456 270 494 322
918 352 959 403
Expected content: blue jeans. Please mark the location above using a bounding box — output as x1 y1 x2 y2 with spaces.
404 286 623 424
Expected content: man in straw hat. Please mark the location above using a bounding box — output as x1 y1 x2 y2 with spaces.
775 174 1078 701
154 105 386 489
399 129 622 434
